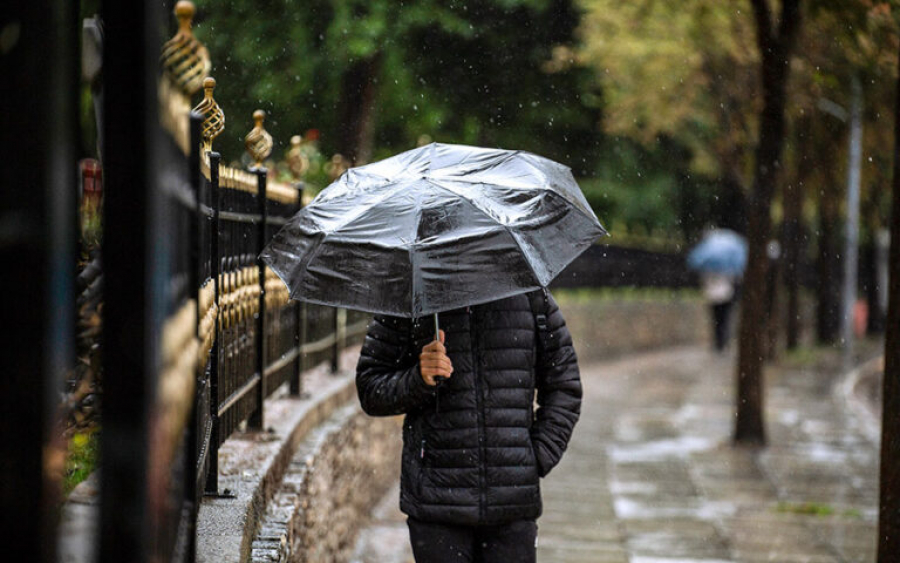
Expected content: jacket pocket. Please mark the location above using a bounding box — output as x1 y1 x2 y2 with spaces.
527 438 542 502
528 436 544 478
420 432 435 481
404 417 426 498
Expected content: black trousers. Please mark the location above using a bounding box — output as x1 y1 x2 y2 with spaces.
711 300 734 351
407 517 537 563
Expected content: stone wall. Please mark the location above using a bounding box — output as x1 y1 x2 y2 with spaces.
195 349 401 563
250 405 401 563
556 294 712 364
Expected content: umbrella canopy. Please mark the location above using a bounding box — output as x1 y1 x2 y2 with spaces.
261 142 607 318
687 229 748 276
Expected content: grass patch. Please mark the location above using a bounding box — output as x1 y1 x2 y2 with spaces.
780 343 844 370
775 501 862 519
780 337 883 372
554 286 702 304
781 345 824 368
64 428 100 496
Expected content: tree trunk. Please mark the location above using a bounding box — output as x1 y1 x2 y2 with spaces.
782 118 812 350
337 53 383 166
871 228 890 333
764 249 781 360
735 0 801 446
877 38 900 563
816 167 843 344
863 180 888 335
782 198 803 350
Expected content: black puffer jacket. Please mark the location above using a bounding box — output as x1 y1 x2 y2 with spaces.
355 291 582 526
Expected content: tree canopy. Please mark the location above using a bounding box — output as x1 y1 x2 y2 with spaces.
577 0 759 180
192 0 602 173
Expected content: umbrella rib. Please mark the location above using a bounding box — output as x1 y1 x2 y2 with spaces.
426 177 606 246
284 183 416 301
428 142 437 174
423 180 544 286
409 191 423 318
435 150 522 182
425 168 594 221
315 181 413 236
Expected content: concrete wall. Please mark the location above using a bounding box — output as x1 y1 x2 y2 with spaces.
557 293 712 364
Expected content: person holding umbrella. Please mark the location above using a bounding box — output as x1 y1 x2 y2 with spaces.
357 285 579 562
687 228 747 351
261 143 606 562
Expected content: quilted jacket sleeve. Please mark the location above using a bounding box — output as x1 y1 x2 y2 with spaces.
355 315 436 416
531 293 582 477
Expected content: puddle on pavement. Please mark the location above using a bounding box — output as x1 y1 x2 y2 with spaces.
609 480 659 495
630 557 734 563
613 497 737 521
609 436 715 463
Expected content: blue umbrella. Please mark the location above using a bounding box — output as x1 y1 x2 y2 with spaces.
687 229 747 275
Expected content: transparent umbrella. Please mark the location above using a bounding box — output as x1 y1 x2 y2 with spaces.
261 142 607 339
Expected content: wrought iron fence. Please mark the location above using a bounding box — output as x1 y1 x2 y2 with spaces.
4 2 370 561
154 1 373 534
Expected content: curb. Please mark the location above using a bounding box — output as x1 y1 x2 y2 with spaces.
837 355 884 445
196 347 362 563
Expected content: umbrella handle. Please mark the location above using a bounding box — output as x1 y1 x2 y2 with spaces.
433 312 446 386
434 313 440 342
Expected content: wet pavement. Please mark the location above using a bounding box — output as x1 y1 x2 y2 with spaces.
351 346 879 563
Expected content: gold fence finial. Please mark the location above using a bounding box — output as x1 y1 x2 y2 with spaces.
192 77 224 152
325 154 348 183
286 135 309 179
161 1 211 96
245 109 274 168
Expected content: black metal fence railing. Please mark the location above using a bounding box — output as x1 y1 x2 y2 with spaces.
6 2 374 561
187 119 371 498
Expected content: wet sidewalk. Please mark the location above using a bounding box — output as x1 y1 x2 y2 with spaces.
352 346 879 563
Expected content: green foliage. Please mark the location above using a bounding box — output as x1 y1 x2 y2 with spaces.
578 135 742 244
577 0 759 181
581 137 682 238
554 286 702 304
398 0 603 172
193 0 340 159
183 0 808 239
793 2 900 242
190 0 603 173
64 429 100 496
775 501 863 519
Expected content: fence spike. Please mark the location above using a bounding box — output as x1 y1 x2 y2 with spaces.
325 153 348 183
161 1 211 96
245 110 274 168
286 135 310 180
192 77 225 152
